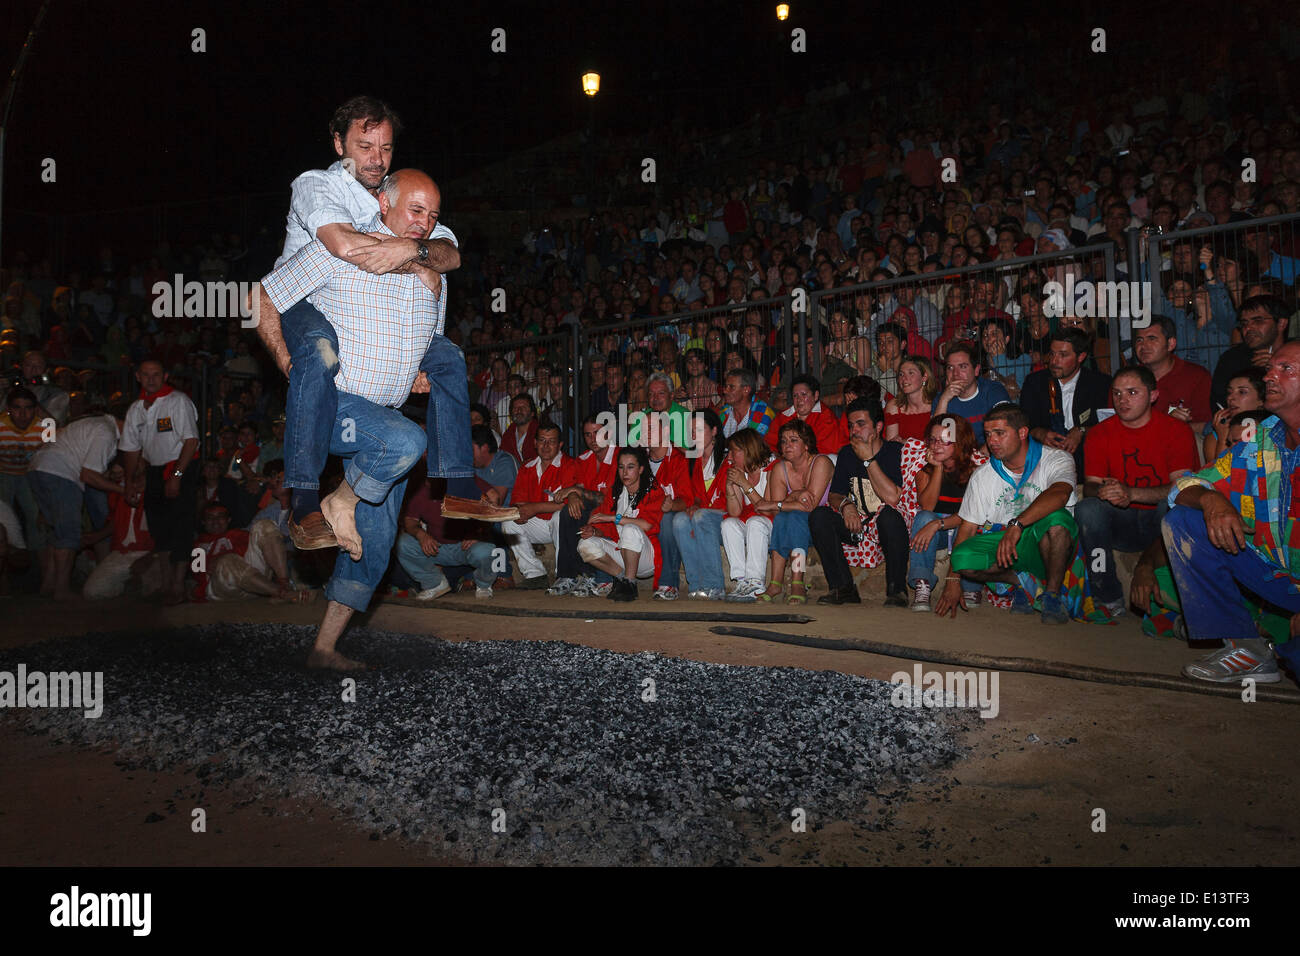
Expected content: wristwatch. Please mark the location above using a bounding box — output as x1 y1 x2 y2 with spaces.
1007 517 1024 530
171 468 184 479
415 240 430 265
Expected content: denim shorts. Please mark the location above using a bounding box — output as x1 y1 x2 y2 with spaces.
27 470 84 550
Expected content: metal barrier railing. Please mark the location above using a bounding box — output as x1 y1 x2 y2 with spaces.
461 327 581 454
1142 211 1300 374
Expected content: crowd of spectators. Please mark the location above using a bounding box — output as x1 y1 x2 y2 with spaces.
1 29 1299 683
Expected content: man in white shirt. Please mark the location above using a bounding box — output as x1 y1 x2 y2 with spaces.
120 360 200 605
27 403 129 600
934 403 1079 624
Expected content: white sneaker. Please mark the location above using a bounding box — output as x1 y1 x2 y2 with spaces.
910 580 931 612
546 577 578 596
415 580 451 601
725 578 762 602
1182 640 1281 684
652 585 679 601
962 589 982 610
591 582 614 598
475 586 493 600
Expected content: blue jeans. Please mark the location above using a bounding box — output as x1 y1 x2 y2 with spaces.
1076 496 1166 603
0 472 41 548
674 508 725 591
909 509 979 592
27 471 83 550
396 533 498 590
659 510 688 588
1162 505 1300 670
770 509 811 558
324 392 425 611
280 300 472 491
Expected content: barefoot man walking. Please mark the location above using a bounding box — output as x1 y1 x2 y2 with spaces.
255 168 450 669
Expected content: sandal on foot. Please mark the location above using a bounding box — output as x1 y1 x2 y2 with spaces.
786 582 807 605
758 583 784 603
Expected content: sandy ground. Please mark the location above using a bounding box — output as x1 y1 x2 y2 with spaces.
1 589 1295 866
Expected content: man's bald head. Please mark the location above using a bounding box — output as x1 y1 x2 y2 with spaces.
378 169 440 239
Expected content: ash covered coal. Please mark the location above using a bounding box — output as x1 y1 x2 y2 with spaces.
3 624 976 864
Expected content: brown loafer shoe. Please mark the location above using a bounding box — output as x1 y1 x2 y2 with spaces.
440 495 520 523
289 511 339 550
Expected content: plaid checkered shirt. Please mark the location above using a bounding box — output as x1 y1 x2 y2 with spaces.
262 214 441 408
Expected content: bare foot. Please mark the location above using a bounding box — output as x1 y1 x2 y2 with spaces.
321 483 363 560
307 648 367 671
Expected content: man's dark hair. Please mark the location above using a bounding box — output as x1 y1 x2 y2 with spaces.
876 321 908 349
470 402 495 424
945 340 978 367
536 419 562 441
1145 314 1178 340
790 373 821 395
1050 328 1092 356
107 398 131 420
984 401 1029 432
845 396 883 428
1239 294 1290 325
842 374 882 407
329 95 402 144
4 385 37 408
262 458 285 479
1113 364 1157 392
471 423 498 453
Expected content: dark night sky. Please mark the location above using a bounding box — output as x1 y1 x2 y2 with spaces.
2 1 872 217
0 0 1197 257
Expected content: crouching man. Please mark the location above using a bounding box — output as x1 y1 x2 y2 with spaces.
1162 343 1300 683
936 402 1079 624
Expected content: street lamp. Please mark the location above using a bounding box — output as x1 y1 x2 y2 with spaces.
582 71 601 96
776 4 789 20
582 70 600 209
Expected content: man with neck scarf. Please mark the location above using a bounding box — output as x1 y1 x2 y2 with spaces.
119 358 200 605
934 402 1079 624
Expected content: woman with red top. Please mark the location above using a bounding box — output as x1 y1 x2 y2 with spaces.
720 428 774 601
884 356 937 442
905 415 986 613
672 409 730 600
757 420 834 605
577 447 665 602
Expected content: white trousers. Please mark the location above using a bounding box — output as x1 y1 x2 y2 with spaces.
82 550 154 599
576 525 655 578
504 515 556 579
721 515 772 581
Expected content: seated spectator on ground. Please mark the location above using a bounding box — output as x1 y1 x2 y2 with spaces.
0 385 43 547
936 403 1079 624
1203 368 1266 463
765 374 847 455
501 421 575 588
547 415 620 596
83 464 158 600
906 415 986 612
1162 342 1300 684
501 392 539 465
755 419 834 605
1133 315 1212 432
472 423 520 506
577 447 666 601
811 397 909 606
1210 295 1290 411
191 503 307 603
397 477 500 601
931 340 1010 447
646 437 693 600
884 356 937 442
1078 366 1198 615
1019 329 1111 473
719 367 774 438
721 427 775 602
668 409 730 600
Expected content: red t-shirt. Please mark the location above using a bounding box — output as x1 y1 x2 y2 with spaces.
885 408 932 443
1082 411 1199 510
510 453 579 521
647 447 691 502
765 406 848 456
1154 356 1212 423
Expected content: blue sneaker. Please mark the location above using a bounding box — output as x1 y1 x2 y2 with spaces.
1040 591 1070 625
1010 587 1036 615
